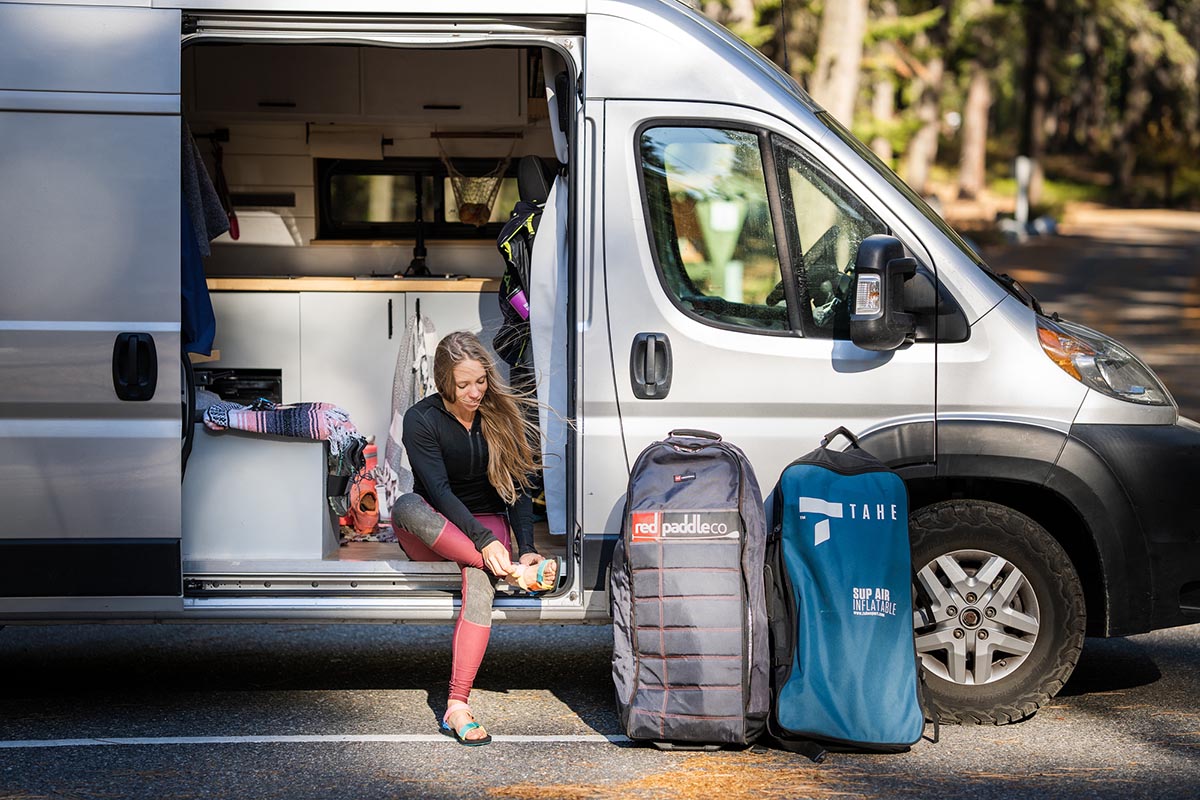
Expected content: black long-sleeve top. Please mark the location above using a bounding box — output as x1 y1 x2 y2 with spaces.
402 393 535 557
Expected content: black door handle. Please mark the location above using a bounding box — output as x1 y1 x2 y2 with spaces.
630 332 672 400
112 332 158 401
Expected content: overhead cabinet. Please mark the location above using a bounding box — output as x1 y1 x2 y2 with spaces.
192 45 362 119
361 49 526 125
189 45 526 125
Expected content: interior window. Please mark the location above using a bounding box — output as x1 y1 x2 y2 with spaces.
774 137 888 338
317 158 528 240
640 126 789 333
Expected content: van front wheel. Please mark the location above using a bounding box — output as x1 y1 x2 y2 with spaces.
909 500 1086 725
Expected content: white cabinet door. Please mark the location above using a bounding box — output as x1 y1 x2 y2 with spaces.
409 292 504 357
209 293 303 404
298 293 407 450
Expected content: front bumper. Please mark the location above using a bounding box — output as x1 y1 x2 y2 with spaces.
1066 418 1200 634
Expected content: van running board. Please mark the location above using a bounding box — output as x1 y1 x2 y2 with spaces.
182 573 526 598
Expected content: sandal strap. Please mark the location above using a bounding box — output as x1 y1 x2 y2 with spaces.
443 701 472 724
455 720 483 737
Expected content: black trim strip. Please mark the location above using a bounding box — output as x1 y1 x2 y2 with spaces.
583 534 619 592
0 539 181 598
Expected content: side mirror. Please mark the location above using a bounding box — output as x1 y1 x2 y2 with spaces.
849 235 917 352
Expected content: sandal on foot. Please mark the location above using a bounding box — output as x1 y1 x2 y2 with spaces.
440 702 492 747
507 557 559 593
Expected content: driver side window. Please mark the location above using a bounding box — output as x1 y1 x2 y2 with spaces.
640 125 790 333
774 138 888 338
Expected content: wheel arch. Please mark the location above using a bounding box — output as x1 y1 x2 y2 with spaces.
904 476 1106 636
860 419 1153 638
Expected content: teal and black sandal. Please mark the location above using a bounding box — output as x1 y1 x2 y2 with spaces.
440 703 492 747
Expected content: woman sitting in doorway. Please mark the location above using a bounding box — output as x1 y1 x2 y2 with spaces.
390 330 558 747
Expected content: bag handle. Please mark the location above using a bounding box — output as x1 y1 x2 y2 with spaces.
820 426 861 449
669 429 722 442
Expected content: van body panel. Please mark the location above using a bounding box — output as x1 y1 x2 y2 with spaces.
603 99 936 502
1073 386 1180 425
0 5 182 613
936 297 1088 427
0 4 178 95
578 103 630 537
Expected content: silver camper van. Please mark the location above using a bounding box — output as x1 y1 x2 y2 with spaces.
2 0 1197 725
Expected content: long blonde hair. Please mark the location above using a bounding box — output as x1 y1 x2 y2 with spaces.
433 331 540 504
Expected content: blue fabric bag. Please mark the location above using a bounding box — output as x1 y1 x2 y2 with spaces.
765 427 929 760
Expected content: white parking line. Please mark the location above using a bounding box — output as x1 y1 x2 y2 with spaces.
0 734 633 749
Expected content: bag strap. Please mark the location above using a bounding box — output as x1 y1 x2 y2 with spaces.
820 426 861 449
765 716 827 763
669 429 722 442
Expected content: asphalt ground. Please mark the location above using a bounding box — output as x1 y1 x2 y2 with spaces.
1 621 1199 800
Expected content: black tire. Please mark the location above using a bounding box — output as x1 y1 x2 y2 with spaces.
909 500 1086 725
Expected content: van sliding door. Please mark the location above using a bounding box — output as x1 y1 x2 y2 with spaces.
0 4 183 618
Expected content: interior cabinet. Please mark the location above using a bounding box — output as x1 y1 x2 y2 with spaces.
192 44 361 119
361 49 526 125
298 293 407 453
210 289 502 458
209 293 302 403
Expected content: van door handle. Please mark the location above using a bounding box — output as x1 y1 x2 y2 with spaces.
112 332 158 401
630 332 672 400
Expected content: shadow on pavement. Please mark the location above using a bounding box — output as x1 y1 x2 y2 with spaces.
1058 637 1162 697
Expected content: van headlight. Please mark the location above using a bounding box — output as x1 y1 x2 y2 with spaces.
1037 317 1172 406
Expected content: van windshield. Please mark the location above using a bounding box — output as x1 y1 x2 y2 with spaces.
818 112 1042 312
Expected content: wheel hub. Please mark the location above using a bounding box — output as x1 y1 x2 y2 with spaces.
913 549 1041 686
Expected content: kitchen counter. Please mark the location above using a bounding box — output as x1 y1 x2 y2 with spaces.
206 276 500 293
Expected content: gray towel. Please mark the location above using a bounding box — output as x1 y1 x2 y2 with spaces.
181 120 230 257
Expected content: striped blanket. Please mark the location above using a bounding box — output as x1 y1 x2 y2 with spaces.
204 399 365 468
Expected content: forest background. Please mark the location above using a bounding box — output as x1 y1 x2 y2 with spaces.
698 0 1200 240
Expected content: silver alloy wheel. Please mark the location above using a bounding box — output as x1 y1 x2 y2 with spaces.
913 548 1041 686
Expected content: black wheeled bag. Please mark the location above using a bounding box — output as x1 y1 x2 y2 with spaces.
765 428 929 760
611 430 769 747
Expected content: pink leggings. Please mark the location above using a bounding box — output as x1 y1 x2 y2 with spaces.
391 493 511 706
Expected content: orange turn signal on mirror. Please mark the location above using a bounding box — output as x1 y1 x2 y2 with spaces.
1037 324 1094 381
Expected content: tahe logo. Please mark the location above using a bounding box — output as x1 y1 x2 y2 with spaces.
799 496 899 546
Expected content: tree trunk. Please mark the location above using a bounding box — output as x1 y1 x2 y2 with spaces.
1113 48 1152 196
903 54 943 196
957 62 992 199
870 0 899 163
1020 0 1053 207
871 70 896 163
903 5 950 197
809 0 869 125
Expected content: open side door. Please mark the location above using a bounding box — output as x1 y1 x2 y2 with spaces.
0 3 184 619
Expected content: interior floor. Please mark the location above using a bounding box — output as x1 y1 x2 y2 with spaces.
335 521 565 563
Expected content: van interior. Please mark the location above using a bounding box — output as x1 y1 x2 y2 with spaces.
179 39 573 597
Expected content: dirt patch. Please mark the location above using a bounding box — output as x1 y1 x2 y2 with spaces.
487 750 864 800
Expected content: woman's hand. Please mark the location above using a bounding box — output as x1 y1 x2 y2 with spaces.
518 553 544 567
481 540 514 577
